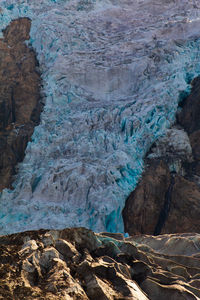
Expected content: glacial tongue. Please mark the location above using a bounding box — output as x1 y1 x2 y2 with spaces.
0 227 200 300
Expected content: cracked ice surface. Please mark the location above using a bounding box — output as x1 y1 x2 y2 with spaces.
0 0 200 234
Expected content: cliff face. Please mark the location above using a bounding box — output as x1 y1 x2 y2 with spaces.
0 18 42 191
123 77 200 235
0 227 200 300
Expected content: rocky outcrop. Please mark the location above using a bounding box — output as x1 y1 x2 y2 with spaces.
123 77 200 235
0 18 42 191
177 77 200 134
0 227 200 299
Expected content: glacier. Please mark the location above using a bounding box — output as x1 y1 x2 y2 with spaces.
0 0 200 234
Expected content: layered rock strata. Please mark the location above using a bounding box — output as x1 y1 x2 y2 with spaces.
0 18 42 191
123 77 200 235
0 227 200 299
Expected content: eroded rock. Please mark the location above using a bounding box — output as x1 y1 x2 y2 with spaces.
0 17 42 191
0 228 200 299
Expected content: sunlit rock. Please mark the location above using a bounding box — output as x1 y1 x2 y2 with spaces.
1 227 200 299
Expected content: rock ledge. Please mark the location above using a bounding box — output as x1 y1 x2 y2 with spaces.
0 227 200 299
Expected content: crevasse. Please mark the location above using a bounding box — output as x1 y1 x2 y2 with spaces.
0 0 200 234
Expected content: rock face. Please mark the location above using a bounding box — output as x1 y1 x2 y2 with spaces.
0 227 200 300
123 77 200 235
0 17 42 191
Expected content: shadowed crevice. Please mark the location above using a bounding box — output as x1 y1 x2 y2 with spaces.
154 173 175 236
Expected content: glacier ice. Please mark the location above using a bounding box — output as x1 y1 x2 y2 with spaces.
0 0 200 234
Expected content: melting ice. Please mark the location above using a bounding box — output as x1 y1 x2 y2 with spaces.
0 0 200 234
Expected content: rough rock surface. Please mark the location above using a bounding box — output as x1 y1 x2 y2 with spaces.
0 17 42 191
123 77 200 236
0 227 200 300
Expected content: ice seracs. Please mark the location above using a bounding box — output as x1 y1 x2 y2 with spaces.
0 0 200 233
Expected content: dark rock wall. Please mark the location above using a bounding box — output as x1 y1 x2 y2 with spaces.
123 160 170 235
0 18 42 191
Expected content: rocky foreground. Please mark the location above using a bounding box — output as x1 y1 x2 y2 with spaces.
0 227 200 299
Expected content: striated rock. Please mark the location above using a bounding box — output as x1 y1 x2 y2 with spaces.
0 227 200 299
0 17 42 191
123 76 200 236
